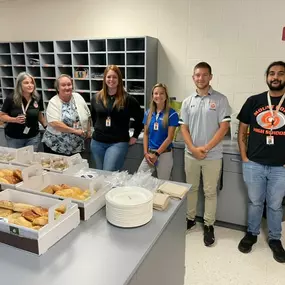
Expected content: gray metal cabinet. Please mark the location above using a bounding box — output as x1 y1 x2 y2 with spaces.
171 147 186 182
0 128 7 147
216 154 248 226
122 143 144 174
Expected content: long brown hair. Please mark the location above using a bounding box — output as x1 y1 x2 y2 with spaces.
146 83 170 130
97 65 125 109
13 72 39 107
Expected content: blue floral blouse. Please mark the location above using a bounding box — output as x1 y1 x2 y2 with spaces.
42 99 84 155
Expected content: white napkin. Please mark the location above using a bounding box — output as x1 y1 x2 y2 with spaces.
157 182 188 199
153 192 170 211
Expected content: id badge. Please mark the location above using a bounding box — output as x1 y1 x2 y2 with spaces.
266 136 274 145
154 122 159 131
106 117 111 127
23 126 30 134
73 121 80 129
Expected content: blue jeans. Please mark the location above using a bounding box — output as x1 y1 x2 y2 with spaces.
5 133 41 152
90 139 129 171
243 160 285 240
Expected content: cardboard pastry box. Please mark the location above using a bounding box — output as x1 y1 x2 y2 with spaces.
0 189 80 255
16 164 112 220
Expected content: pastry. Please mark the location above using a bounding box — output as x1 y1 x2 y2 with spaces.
74 190 91 201
13 169 22 181
0 169 14 176
55 205 66 214
51 184 62 192
4 175 19 184
60 184 71 189
13 203 35 212
0 200 14 210
54 211 61 220
82 190 91 199
32 216 48 226
22 210 40 222
12 217 33 228
0 207 13 217
70 187 82 195
55 188 74 198
74 194 86 200
41 185 54 194
32 225 42 230
32 206 48 217
7 212 22 223
0 177 10 184
2 175 14 184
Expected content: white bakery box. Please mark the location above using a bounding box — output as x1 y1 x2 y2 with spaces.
16 164 112 220
0 145 33 165
11 150 88 175
0 163 26 190
0 189 80 255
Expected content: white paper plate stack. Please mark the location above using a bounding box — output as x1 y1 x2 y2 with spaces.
105 186 153 228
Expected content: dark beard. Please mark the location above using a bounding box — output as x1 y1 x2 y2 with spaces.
267 80 285 91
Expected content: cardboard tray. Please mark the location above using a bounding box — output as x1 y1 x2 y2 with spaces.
0 163 26 190
0 189 80 255
12 151 89 175
0 146 33 165
16 164 112 220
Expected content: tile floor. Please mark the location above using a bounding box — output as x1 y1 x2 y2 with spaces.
184 221 285 285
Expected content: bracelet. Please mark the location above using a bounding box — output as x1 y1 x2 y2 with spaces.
154 151 160 157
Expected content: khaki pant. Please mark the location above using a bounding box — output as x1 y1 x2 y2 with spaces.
138 151 173 180
185 152 222 226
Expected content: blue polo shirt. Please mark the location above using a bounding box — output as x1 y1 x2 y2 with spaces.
143 108 179 150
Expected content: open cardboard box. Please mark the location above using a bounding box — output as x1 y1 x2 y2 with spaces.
33 152 89 174
16 164 112 220
12 151 88 175
0 189 80 255
0 145 33 165
0 163 26 190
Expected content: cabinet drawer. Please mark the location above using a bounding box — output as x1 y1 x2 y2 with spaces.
173 148 185 166
122 158 142 174
223 154 242 174
126 144 144 159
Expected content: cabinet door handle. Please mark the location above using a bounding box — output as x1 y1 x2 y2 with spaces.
230 158 242 163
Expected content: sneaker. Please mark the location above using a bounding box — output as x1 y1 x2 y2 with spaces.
204 225 215 246
238 232 257 253
186 219 196 230
268 239 285 263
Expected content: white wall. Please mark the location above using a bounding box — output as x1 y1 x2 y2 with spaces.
0 0 284 112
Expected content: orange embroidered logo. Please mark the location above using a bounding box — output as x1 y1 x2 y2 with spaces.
209 102 216 110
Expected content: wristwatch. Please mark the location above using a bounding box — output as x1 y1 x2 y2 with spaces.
154 151 160 157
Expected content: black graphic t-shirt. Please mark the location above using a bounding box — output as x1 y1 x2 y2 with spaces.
237 91 285 166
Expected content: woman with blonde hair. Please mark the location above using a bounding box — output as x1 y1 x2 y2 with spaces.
0 72 46 151
90 65 143 171
138 83 179 179
42 74 91 155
